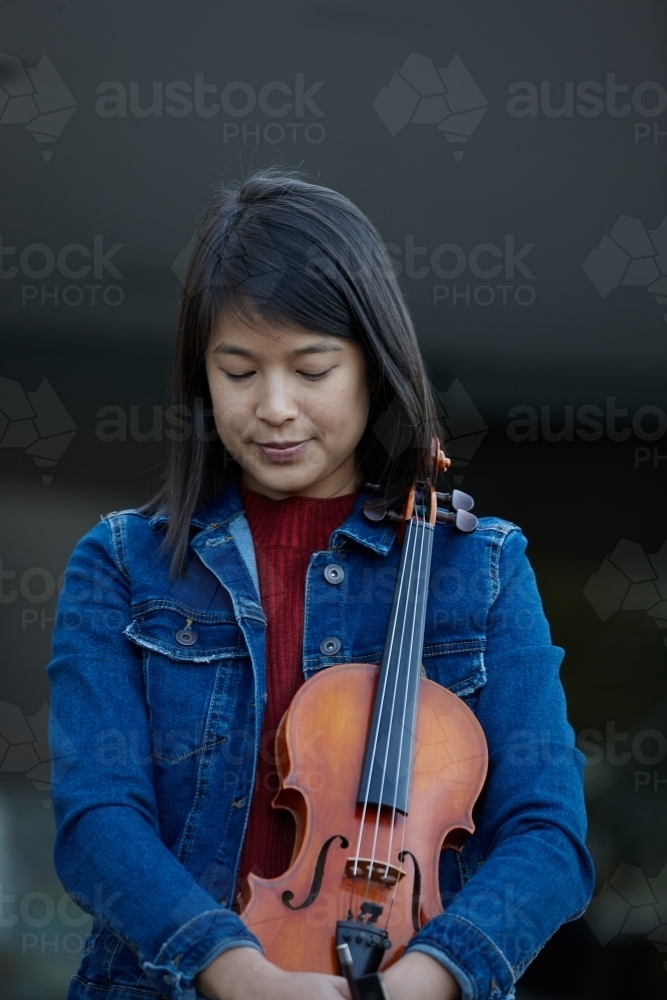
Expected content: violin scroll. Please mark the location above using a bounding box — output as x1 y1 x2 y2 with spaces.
431 439 450 476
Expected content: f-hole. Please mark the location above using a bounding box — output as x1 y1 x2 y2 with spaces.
282 835 349 910
398 850 422 932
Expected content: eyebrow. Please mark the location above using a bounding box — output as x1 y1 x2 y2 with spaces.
212 342 344 357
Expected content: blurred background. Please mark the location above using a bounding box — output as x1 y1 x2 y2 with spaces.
1 1 666 996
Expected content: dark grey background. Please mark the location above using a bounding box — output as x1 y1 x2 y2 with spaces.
1 1 666 996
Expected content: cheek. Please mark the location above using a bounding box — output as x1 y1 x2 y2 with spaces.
313 371 369 442
207 371 253 439
229 410 260 439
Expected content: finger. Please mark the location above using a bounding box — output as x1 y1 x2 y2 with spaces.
333 975 352 1000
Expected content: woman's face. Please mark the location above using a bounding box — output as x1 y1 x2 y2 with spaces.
206 312 370 499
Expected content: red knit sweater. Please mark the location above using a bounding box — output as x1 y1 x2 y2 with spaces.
237 484 357 890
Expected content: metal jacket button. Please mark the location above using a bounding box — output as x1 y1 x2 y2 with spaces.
320 636 341 655
324 564 344 585
175 628 197 646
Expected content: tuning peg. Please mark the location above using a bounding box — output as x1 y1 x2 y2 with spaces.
363 501 404 524
435 508 478 532
362 500 386 522
435 490 474 512
455 509 478 532
452 489 474 512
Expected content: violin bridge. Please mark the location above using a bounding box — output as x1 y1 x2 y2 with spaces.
345 858 406 885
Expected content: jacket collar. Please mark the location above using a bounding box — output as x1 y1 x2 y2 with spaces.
149 478 397 557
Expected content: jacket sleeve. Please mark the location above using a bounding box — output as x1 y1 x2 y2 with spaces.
405 525 595 1000
48 518 261 1000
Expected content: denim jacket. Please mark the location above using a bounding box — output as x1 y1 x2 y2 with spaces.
48 480 594 1000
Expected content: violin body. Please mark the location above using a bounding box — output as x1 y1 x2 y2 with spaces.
240 660 487 973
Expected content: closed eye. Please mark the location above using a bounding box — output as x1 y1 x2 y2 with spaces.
225 371 256 381
299 368 334 381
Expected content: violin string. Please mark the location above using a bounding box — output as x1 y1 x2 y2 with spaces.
383 501 428 879
349 509 416 905
361 514 419 903
366 496 423 897
384 501 431 931
364 515 419 902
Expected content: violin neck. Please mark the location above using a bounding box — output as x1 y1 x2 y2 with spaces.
357 517 434 815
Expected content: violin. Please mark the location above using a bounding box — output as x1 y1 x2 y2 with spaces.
240 439 488 997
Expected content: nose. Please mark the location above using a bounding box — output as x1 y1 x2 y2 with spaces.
255 372 299 426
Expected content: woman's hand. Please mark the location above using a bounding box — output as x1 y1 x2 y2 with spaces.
196 944 459 1000
381 951 461 1000
195 945 351 1000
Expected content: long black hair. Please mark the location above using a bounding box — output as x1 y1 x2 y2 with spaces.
145 168 442 574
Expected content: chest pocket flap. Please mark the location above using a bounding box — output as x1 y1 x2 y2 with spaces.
124 603 247 663
422 639 486 698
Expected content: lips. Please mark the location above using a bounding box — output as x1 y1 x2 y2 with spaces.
255 440 310 463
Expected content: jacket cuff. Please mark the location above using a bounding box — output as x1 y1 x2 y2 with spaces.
142 909 262 1000
405 914 515 1000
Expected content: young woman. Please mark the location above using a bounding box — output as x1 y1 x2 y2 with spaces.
48 171 594 1000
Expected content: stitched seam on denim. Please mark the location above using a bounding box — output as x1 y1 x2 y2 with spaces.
179 663 232 852
152 736 229 764
127 635 248 662
474 520 520 535
422 649 486 694
303 549 345 669
302 553 314 670
212 507 245 530
217 664 251 880
423 641 486 655
229 604 266 624
335 554 344 664
104 934 123 982
210 662 246 885
488 524 519 607
306 643 485 667
428 667 477 689
444 913 512 973
131 600 237 623
144 650 153 742
456 848 469 886
176 663 227 865
452 681 484 697
424 914 515 979
184 936 262 989
227 510 260 597
193 544 266 623
153 913 251 964
331 523 394 554
304 654 376 670
107 516 130 582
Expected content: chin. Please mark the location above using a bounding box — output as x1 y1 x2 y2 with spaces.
248 465 321 496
